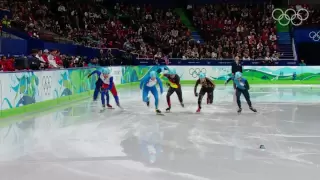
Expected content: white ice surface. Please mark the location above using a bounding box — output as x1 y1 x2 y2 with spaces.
0 85 320 180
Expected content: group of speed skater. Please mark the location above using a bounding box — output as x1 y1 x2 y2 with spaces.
87 68 257 115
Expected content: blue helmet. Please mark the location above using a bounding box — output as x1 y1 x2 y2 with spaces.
235 72 242 79
150 71 156 78
169 69 176 75
199 72 206 79
102 68 111 74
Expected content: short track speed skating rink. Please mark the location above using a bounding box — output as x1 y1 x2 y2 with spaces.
1 85 320 180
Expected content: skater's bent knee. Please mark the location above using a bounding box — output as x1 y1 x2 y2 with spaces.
143 97 149 102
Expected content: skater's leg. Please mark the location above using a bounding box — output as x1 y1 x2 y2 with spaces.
100 91 106 106
242 90 256 112
175 87 183 104
198 88 206 109
150 87 159 110
235 89 242 109
207 87 214 104
93 87 100 100
242 90 252 107
211 90 214 103
207 92 213 104
142 88 150 106
110 84 119 105
106 90 110 105
166 87 175 109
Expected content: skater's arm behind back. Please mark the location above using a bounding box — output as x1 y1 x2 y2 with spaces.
225 76 233 84
88 70 99 77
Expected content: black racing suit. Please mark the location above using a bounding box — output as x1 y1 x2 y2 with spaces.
234 78 252 109
164 74 183 108
194 77 215 109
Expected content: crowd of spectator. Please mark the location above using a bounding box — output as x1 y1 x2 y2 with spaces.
186 3 280 61
0 48 124 71
2 0 192 59
112 3 191 58
289 4 320 25
0 0 319 63
0 49 85 71
7 0 118 48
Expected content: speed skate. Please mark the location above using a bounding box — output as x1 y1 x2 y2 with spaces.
99 107 115 113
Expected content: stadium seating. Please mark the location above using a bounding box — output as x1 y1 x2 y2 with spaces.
188 3 284 60
2 0 320 70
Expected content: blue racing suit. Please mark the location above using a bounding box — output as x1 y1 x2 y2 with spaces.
88 70 102 100
140 75 163 109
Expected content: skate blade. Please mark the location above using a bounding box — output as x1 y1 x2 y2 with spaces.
157 113 165 116
100 108 114 112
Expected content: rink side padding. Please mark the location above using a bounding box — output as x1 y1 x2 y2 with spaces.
1 66 320 120
0 83 137 123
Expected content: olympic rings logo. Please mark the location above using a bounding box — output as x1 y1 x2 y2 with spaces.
309 31 320 42
189 68 206 78
272 8 309 26
42 76 52 96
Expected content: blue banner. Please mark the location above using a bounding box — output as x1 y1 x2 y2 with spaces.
0 38 27 56
135 58 298 66
294 28 320 43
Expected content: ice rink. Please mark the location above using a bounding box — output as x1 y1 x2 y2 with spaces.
1 85 320 180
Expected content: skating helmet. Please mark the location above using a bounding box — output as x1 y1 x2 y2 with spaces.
169 69 176 75
102 68 111 74
150 71 156 78
199 72 206 79
235 72 242 79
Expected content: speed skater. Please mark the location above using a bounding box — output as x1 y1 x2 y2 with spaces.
160 69 184 112
87 69 103 101
140 71 164 114
100 69 121 109
194 72 215 113
232 72 257 114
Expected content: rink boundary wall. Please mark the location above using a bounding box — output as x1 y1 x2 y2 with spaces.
0 83 138 120
0 67 131 119
1 66 320 119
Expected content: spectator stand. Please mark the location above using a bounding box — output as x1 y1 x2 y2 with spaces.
0 45 139 71
188 2 286 61
1 0 312 66
135 57 298 66
104 2 192 58
0 0 125 49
